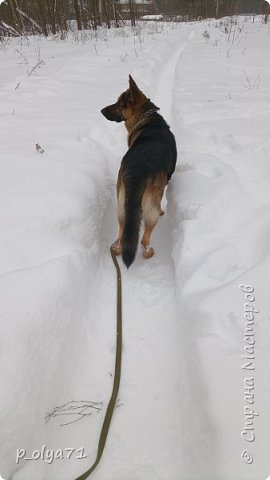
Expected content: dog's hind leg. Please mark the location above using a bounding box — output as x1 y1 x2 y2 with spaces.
112 220 124 255
141 220 157 259
112 179 125 255
140 173 167 259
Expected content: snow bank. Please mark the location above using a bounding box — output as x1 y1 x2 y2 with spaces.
168 16 270 480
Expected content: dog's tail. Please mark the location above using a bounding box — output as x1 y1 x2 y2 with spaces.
122 174 146 268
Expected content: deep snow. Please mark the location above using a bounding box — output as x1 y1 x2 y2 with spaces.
0 16 270 480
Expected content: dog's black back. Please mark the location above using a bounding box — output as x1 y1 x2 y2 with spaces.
122 114 177 182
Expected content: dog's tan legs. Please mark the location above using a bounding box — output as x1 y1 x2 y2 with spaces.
112 181 125 255
140 176 166 259
141 195 160 259
141 222 157 259
112 220 124 255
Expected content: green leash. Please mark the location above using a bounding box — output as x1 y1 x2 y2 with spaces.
74 245 122 480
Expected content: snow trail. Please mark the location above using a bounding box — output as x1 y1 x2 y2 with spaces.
73 33 197 480
57 29 200 480
155 30 195 124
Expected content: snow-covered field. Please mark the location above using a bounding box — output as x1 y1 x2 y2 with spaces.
0 16 270 480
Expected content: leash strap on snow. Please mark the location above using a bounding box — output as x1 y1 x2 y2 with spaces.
74 245 122 480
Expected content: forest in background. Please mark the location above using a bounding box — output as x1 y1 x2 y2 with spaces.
0 0 269 36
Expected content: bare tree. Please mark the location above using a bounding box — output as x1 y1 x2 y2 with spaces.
129 0 135 26
261 0 270 23
112 0 119 27
7 0 22 34
103 0 111 28
74 0 82 29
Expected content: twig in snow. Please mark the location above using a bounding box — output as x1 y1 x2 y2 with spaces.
27 46 45 76
202 30 210 42
46 400 103 427
242 71 261 90
27 58 45 76
35 143 45 153
15 48 28 64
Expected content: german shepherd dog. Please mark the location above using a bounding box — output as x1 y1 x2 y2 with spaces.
101 76 177 268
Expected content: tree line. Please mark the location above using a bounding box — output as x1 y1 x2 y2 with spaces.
156 0 267 18
0 1 119 36
0 0 269 37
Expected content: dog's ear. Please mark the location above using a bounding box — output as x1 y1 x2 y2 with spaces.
129 75 140 98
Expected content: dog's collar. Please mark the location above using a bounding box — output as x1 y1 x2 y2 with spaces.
131 108 158 131
137 108 157 123
139 108 159 121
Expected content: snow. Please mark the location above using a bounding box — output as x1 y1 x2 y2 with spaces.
0 16 270 480
141 15 164 20
117 0 152 4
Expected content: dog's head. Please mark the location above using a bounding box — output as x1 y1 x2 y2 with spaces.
101 75 159 125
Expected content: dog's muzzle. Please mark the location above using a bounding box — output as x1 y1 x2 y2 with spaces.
101 105 124 123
